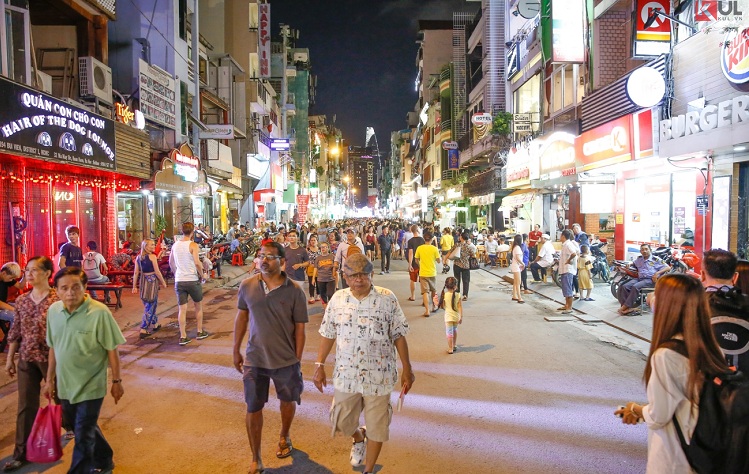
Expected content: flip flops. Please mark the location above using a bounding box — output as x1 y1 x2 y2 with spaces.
276 437 293 459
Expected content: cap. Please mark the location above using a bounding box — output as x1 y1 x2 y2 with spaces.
343 253 373 276
346 227 356 234
542 233 550 239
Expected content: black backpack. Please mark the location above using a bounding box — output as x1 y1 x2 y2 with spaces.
708 288 749 370
661 339 749 474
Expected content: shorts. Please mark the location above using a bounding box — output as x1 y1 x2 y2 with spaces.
365 244 375 252
420 276 436 294
560 273 575 298
441 250 449 256
243 362 303 413
445 321 458 338
175 280 203 305
330 390 392 442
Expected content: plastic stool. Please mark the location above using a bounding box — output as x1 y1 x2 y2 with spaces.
231 254 244 266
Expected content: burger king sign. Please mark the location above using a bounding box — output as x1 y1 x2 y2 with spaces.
721 26 749 84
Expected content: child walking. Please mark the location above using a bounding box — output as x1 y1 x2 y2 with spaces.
578 244 594 301
440 277 463 354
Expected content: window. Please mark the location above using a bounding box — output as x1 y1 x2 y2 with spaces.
0 2 30 84
514 73 541 132
178 0 187 40
545 64 585 116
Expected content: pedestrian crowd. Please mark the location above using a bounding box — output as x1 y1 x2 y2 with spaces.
1 216 749 473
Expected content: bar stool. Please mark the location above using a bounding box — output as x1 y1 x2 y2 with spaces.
231 253 244 266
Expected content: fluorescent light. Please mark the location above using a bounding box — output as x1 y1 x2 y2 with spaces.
734 145 747 152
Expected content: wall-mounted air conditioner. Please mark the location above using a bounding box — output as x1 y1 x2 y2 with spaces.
79 56 113 104
36 71 53 94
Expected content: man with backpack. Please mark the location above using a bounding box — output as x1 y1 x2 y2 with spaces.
83 241 109 300
701 249 749 370
334 228 365 290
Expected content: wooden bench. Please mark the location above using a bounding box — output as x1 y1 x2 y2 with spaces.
87 283 125 310
106 271 134 286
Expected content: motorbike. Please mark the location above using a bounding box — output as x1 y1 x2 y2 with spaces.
609 260 639 300
589 240 610 283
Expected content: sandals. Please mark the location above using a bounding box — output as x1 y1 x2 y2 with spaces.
407 297 415 301
247 463 265 474
139 331 152 339
3 460 27 472
276 437 293 459
64 430 75 440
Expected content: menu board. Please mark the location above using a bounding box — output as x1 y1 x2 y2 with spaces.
138 59 177 129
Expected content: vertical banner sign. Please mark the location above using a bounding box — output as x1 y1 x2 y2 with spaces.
634 0 671 57
138 59 177 129
447 149 460 170
258 4 271 79
551 0 585 63
296 194 310 224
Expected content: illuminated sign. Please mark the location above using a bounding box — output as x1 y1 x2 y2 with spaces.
0 76 116 170
538 132 577 177
199 124 235 139
626 67 666 107
507 43 520 79
551 0 585 63
115 103 134 124
447 149 460 169
513 113 532 133
171 151 199 183
695 0 745 22
442 141 458 150
269 138 290 150
258 4 271 79
633 0 671 57
659 95 749 141
721 27 749 84
576 115 632 172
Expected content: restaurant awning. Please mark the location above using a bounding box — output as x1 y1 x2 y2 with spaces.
500 189 538 208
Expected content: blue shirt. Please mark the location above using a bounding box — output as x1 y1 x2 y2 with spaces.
634 256 667 280
231 238 240 253
521 243 530 266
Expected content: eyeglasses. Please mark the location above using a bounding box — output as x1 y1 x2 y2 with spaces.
345 273 370 280
257 254 283 261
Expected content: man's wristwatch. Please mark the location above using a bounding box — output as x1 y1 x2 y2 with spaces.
112 379 122 384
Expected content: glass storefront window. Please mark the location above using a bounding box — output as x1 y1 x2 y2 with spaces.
117 194 145 250
78 187 101 249
53 182 76 247
514 73 541 132
27 181 52 258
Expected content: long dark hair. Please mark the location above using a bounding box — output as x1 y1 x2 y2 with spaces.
511 234 522 250
645 274 730 404
440 277 460 312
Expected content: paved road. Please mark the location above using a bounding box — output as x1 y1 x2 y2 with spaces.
0 260 650 473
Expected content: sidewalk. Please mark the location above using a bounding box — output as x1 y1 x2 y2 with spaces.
483 265 654 343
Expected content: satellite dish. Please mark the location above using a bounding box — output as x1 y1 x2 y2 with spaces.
517 0 541 19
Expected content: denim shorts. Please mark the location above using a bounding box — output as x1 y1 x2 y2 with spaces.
175 280 203 305
560 273 575 297
243 362 303 413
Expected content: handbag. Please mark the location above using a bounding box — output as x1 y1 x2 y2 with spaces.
469 256 480 270
448 246 461 261
140 273 159 303
26 395 62 463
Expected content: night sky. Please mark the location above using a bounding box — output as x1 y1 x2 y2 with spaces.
270 0 477 149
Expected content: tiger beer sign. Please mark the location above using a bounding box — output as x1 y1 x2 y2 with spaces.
722 26 749 84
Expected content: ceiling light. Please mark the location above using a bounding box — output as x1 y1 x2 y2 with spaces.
735 145 747 152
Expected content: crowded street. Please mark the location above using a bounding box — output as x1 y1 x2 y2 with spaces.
0 258 650 473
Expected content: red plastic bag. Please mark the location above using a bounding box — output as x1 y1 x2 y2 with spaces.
26 396 62 463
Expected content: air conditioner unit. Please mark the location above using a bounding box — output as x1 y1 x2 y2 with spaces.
79 56 113 105
35 71 53 94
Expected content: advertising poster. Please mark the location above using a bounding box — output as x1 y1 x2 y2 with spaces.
138 59 177 129
551 0 585 63
296 194 309 224
673 207 686 234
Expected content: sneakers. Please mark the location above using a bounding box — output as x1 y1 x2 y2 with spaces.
379 271 385 275
179 337 192 346
196 331 209 340
350 427 367 466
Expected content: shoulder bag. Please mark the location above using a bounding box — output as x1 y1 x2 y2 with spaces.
448 246 461 261
138 257 159 303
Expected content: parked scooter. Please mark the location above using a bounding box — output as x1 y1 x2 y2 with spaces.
589 240 610 283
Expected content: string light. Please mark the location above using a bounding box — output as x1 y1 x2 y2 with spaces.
0 169 141 191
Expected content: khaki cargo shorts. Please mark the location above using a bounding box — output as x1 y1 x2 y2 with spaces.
330 390 393 442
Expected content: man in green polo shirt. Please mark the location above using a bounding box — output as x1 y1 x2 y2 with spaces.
45 267 125 474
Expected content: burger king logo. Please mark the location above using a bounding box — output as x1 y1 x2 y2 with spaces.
721 27 749 84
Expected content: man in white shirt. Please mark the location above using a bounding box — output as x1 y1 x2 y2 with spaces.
530 234 555 282
334 228 365 290
558 229 579 314
82 241 109 299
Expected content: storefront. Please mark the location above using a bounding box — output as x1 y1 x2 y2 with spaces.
144 143 212 239
0 75 140 263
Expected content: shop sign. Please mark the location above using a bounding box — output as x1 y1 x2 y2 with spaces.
138 59 177 129
442 140 458 150
507 43 520 79
721 27 749 84
258 4 271 78
697 194 709 215
296 194 310 223
471 113 492 125
447 149 460 169
626 67 666 107
199 124 234 139
538 132 577 178
269 138 290 150
551 0 585 63
170 149 200 183
0 76 116 170
633 0 672 57
659 95 749 141
193 183 211 195
695 0 745 23
576 115 632 171
505 145 536 188
513 113 532 133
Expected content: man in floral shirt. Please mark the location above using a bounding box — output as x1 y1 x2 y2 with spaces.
313 254 415 474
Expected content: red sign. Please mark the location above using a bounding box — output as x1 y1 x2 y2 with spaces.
576 115 632 171
634 0 671 56
721 27 749 84
296 194 310 224
368 195 377 208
